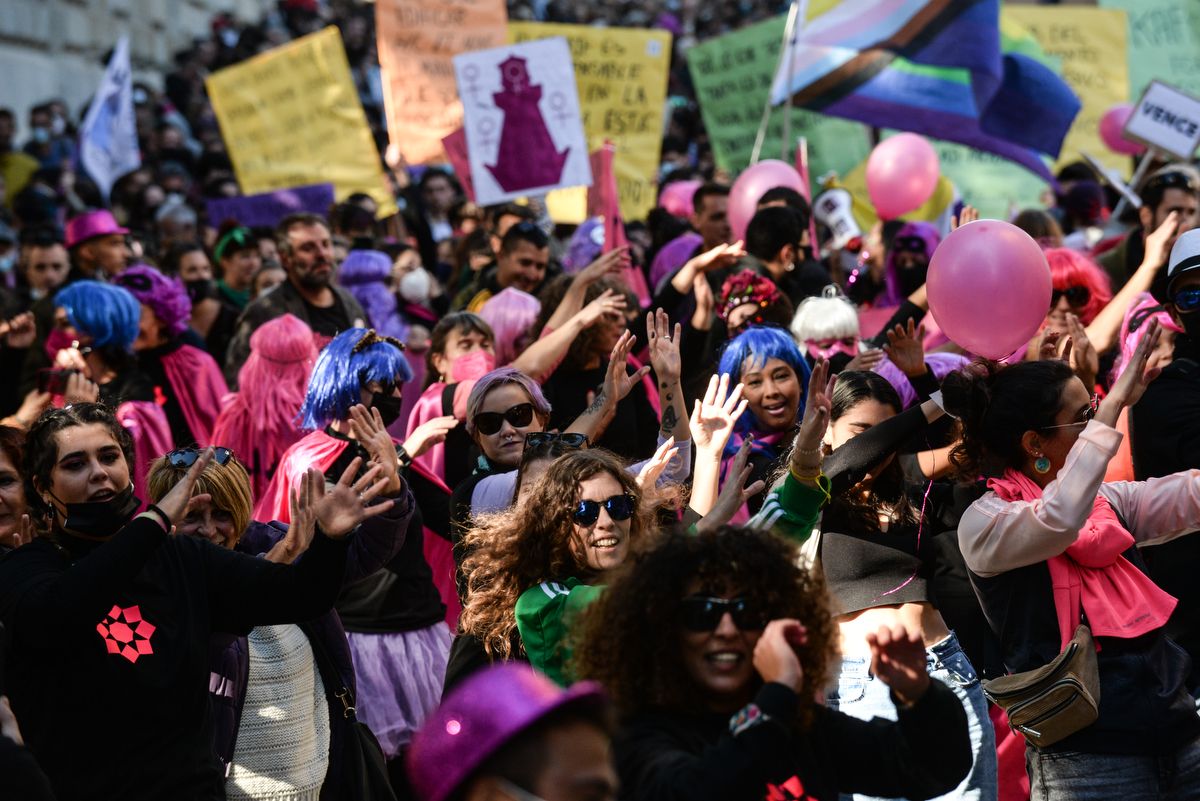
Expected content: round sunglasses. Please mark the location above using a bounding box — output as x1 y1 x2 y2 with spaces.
1172 286 1200 314
472 402 534 436
572 493 636 526
678 596 766 632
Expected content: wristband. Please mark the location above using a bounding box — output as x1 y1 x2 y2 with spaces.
396 446 413 469
790 465 824 482
144 504 171 532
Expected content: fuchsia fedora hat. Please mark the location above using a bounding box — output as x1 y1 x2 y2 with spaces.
65 210 129 249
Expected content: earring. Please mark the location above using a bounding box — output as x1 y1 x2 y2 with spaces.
1034 456 1051 475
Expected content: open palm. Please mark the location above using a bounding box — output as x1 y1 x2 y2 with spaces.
691 373 747 454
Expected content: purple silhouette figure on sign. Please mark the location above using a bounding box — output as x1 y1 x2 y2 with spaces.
486 56 569 192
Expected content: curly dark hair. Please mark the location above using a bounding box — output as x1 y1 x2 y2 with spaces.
459 448 656 659
571 526 837 728
532 274 637 370
24 403 135 518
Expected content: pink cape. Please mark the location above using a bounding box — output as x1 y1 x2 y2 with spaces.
404 382 472 485
161 344 228 446
256 429 462 629
116 400 173 513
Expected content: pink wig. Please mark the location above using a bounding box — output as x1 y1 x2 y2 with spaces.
210 314 318 500
478 287 540 366
1110 292 1183 384
1044 248 1112 325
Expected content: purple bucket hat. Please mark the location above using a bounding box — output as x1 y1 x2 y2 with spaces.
65 210 129 249
407 664 607 801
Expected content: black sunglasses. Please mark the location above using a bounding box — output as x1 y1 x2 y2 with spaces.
1143 170 1198 197
572 493 636 526
167 447 234 467
892 236 928 253
1173 287 1200 313
473 402 534 436
523 432 589 451
679 596 766 632
1051 285 1090 308
508 221 550 248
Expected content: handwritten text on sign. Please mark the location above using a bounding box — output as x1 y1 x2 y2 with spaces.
1124 80 1200 161
376 0 508 165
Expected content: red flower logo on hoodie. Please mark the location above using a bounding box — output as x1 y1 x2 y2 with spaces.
96 604 156 663
766 776 816 801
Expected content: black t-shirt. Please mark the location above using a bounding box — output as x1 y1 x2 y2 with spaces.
542 361 659 461
0 518 349 801
303 296 353 338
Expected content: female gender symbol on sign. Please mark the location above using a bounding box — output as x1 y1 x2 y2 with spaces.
548 92 574 125
486 55 568 192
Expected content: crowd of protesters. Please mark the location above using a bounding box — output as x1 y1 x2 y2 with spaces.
2 1 1200 801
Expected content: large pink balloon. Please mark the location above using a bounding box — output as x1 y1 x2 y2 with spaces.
728 160 805 241
658 179 703 218
927 220 1051 360
866 134 940 220
1099 103 1146 156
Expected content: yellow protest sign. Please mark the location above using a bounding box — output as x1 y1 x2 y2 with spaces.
510 22 671 222
1002 6 1130 175
376 0 508 165
206 27 396 217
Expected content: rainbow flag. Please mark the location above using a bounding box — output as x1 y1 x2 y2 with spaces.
770 0 1079 180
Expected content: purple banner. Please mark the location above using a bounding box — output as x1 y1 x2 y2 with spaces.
205 183 335 228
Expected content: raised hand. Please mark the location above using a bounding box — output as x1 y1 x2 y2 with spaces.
867 622 930 706
1065 313 1099 390
1098 318 1161 425
349 404 403 495
267 479 319 564
307 458 395 540
951 205 979 231
794 359 835 461
696 438 766 533
577 247 630 286
636 436 679 491
401 415 458 460
646 308 683 385
690 373 747 455
153 447 215 526
576 288 627 328
602 330 650 406
686 241 746 275
63 372 99 404
844 348 885 372
692 273 716 331
882 318 928 377
752 618 809 694
1143 210 1180 270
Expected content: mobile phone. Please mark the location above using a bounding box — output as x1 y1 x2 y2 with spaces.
37 368 77 395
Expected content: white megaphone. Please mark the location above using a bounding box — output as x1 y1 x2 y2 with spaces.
813 188 861 250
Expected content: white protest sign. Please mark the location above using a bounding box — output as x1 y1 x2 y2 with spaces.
1123 80 1200 161
454 37 592 206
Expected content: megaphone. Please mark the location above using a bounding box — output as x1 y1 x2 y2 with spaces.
813 188 861 250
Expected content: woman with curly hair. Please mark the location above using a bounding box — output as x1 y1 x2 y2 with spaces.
459 448 656 687
572 526 972 801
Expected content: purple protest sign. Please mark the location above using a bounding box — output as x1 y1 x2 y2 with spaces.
205 183 336 228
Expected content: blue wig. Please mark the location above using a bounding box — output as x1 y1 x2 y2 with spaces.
298 327 414 430
55 280 141 351
717 325 811 437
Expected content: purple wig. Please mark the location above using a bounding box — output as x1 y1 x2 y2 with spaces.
881 222 940 307
114 265 192 337
478 288 540 366
464 367 552 436
873 352 970 409
337 249 409 342
563 217 604 273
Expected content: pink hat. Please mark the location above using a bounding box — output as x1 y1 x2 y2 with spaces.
407 664 607 801
65 210 129 249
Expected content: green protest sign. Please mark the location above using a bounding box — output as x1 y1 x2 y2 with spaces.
1100 0 1200 100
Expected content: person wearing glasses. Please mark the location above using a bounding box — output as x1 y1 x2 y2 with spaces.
454 221 553 312
145 438 412 800
0 404 389 801
459 449 656 687
943 325 1200 799
571 526 972 801
1098 165 1199 294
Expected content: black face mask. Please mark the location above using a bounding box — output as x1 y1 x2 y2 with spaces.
185 278 215 304
369 392 404 427
52 484 141 538
827 351 854 374
897 262 928 296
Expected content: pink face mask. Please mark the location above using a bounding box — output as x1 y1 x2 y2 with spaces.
45 327 78 363
450 349 496 383
806 337 859 362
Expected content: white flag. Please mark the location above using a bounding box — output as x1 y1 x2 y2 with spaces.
79 37 141 200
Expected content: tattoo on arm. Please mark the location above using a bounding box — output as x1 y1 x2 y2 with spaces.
661 404 678 434
586 391 607 415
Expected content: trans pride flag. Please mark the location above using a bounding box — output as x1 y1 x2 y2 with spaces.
770 0 1079 180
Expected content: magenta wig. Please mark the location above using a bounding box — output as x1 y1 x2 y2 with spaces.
1044 248 1112 325
1110 292 1183 384
478 287 541 366
882 222 940 306
210 314 318 500
114 265 192 338
338 249 409 342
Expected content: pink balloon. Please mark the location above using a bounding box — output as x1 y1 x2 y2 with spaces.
1099 103 1146 156
728 160 806 241
658 179 703 218
927 220 1051 360
866 134 940 220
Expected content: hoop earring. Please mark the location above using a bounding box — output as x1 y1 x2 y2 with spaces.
1034 456 1051 475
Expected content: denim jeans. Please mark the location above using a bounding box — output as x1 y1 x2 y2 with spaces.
827 631 998 801
1027 735 1200 800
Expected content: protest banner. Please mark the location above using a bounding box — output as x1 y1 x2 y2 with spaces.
1003 6 1130 174
206 184 335 229
79 37 140 201
1123 81 1200 161
376 0 508 166
206 28 396 217
509 22 671 222
685 15 871 189
1100 0 1200 101
454 37 591 206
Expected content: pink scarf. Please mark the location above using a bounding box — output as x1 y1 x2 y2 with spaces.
987 468 1177 649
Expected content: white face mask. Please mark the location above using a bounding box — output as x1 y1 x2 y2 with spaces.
399 267 432 303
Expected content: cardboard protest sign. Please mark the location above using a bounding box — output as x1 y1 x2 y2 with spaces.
1003 6 1130 174
206 183 335 229
1123 81 1200 161
685 15 870 188
376 0 508 166
454 37 592 206
1100 0 1200 101
509 22 671 222
206 28 396 217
